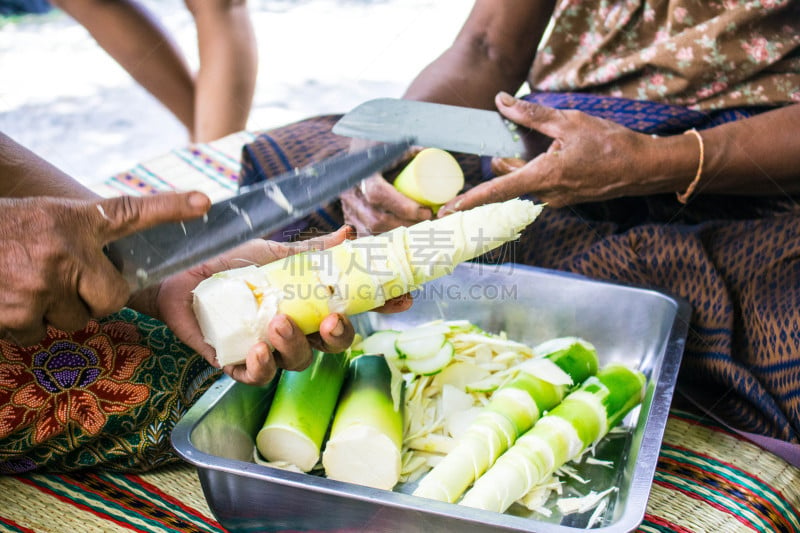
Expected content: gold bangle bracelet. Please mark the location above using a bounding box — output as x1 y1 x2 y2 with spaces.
677 128 704 204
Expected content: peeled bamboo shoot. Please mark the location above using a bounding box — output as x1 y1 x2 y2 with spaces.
193 199 543 366
458 364 646 513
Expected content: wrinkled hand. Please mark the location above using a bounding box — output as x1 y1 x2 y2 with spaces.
149 226 413 386
439 92 658 213
340 139 432 235
0 192 210 346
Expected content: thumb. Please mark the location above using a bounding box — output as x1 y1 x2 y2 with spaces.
495 92 565 140
438 170 530 215
193 226 355 277
283 225 354 256
95 191 211 242
491 156 526 176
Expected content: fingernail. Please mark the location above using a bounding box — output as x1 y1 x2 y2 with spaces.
330 315 345 337
498 91 516 107
188 192 210 209
275 315 294 339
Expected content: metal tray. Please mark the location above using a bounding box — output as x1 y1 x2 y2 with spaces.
172 262 690 532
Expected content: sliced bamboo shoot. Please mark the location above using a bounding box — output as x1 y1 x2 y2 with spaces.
458 364 646 512
255 350 349 472
412 339 599 503
322 355 404 490
393 148 464 211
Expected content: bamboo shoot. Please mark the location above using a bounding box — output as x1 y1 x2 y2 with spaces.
458 364 646 513
193 199 543 366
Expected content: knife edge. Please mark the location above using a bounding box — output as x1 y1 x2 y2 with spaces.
333 98 550 160
106 140 412 290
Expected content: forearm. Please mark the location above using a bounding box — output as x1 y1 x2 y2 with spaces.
0 133 98 199
403 44 529 110
403 0 556 109
651 105 800 197
190 0 258 141
52 0 195 131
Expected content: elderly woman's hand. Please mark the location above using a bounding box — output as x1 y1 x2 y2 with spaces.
0 191 210 346
439 92 669 213
340 139 432 236
145 226 413 386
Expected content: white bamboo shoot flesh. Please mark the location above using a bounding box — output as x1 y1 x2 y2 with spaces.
412 339 599 503
393 148 464 211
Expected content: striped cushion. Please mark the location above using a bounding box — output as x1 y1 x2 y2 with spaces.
0 411 796 532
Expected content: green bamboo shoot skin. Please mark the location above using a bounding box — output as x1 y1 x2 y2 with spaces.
322 355 404 490
458 364 646 513
256 350 349 472
412 339 600 503
193 199 543 367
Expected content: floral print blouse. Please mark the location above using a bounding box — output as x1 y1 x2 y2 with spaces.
529 0 800 110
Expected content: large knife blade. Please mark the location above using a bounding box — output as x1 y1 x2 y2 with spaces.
333 98 550 160
105 140 411 290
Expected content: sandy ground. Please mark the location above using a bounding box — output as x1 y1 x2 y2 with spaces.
0 0 471 187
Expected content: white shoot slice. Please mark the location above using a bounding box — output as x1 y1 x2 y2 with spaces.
360 330 404 371
439 384 475 419
405 342 455 375
393 148 464 208
517 358 574 386
360 330 402 357
396 326 448 361
432 361 491 390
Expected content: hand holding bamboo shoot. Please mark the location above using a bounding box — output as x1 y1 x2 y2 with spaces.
193 199 543 366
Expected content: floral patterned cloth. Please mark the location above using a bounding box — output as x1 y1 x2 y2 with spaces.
531 0 800 110
0 309 221 473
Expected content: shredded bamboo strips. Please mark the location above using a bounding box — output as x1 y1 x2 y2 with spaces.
395 324 534 483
